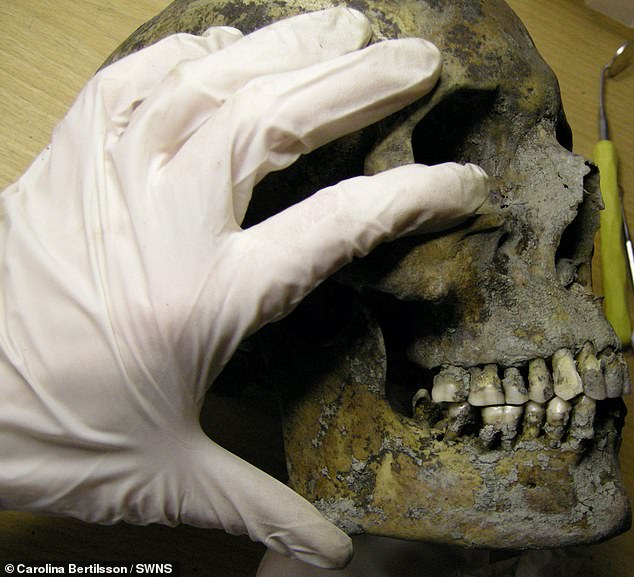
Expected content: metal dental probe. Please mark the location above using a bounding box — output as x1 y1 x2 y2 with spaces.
595 39 634 346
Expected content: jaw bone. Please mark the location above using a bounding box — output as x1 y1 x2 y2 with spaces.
272 305 631 548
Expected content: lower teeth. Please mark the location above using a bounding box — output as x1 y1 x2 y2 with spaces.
521 401 545 440
412 393 608 449
480 405 523 448
410 343 629 448
544 396 572 446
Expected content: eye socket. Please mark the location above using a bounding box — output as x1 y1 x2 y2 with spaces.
411 88 497 166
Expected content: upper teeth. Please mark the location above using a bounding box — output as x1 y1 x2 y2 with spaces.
576 342 605 400
527 358 554 403
552 348 584 400
426 344 629 408
468 364 505 406
502 367 529 405
601 348 631 398
431 365 470 403
412 344 630 448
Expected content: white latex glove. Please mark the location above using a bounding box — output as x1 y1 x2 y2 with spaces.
0 7 488 569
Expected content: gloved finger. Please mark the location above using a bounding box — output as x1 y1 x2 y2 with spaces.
228 163 488 330
91 28 243 128
179 437 353 569
164 37 441 225
120 8 372 165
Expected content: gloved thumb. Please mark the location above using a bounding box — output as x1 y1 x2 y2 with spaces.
178 435 353 569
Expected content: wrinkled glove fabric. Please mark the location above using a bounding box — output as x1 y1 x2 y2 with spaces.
0 8 488 569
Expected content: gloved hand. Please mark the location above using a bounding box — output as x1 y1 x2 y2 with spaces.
0 7 488 569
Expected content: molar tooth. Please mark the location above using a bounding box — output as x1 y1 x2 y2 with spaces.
521 401 545 439
445 402 476 441
480 405 523 448
576 342 606 400
431 365 470 403
479 406 503 447
568 394 596 444
527 358 554 403
544 396 572 446
552 348 583 401
502 367 529 405
600 349 630 398
468 364 505 406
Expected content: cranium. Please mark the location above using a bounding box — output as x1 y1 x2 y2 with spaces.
108 0 631 549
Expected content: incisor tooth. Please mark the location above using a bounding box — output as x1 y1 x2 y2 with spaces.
432 365 470 403
468 365 505 406
568 394 596 444
480 405 523 448
521 401 545 439
502 367 529 405
552 348 583 401
600 349 630 398
528 358 554 403
544 396 572 446
576 342 606 400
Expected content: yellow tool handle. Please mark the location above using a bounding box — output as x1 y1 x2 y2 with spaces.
595 139 631 346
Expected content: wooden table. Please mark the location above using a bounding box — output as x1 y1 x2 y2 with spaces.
1 1 633 575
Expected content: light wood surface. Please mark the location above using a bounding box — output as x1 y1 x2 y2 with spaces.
1 1 633 575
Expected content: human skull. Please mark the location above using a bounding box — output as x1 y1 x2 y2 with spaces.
108 0 631 549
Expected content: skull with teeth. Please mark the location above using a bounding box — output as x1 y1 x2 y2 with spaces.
107 0 632 550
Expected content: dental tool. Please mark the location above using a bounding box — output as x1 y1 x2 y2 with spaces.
595 39 634 346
